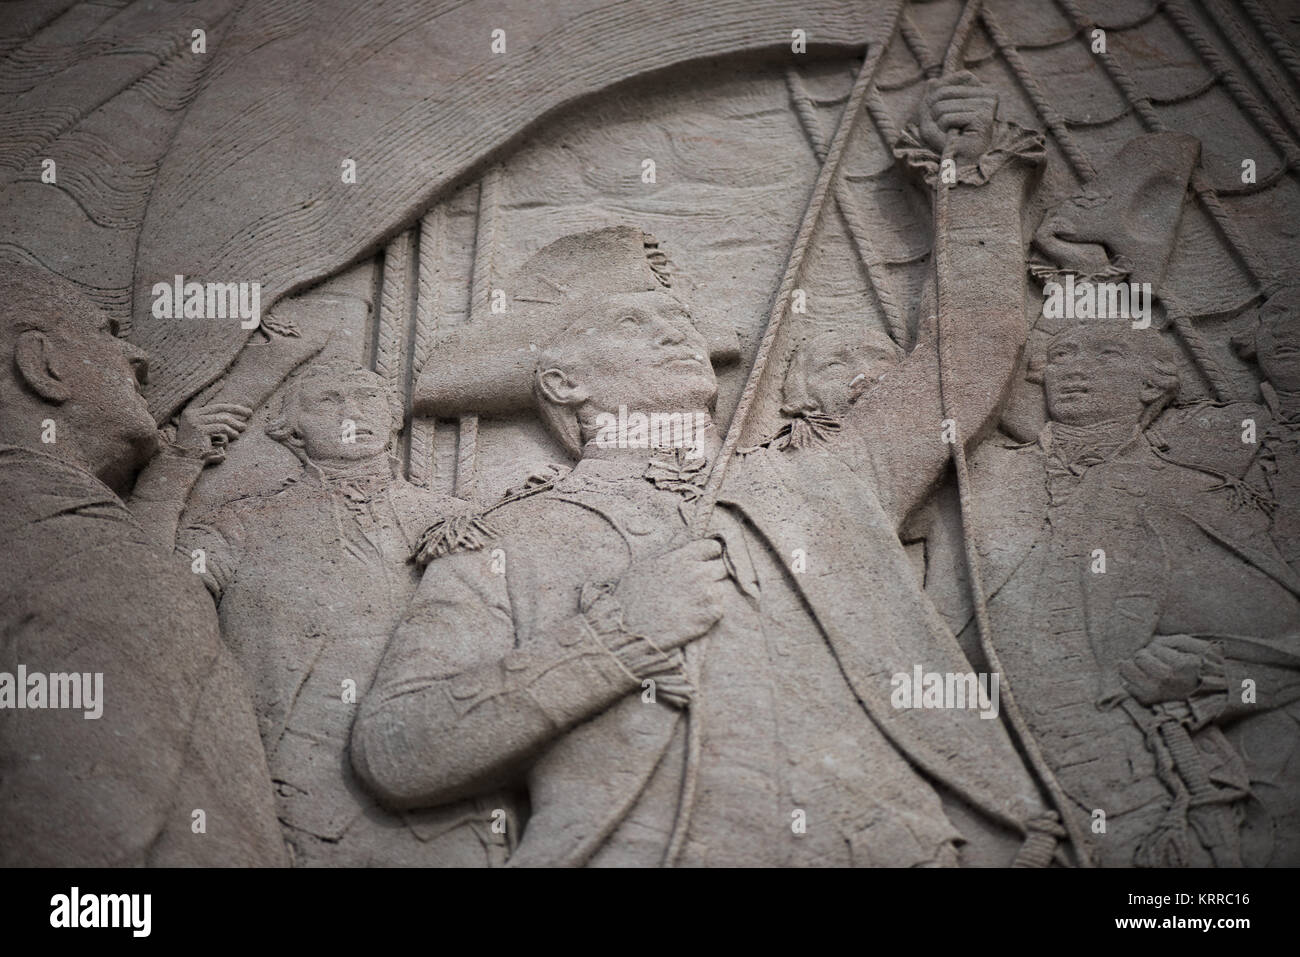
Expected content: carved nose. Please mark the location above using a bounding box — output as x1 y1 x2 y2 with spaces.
128 354 149 389
780 399 819 416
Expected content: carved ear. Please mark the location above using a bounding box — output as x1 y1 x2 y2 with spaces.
536 367 588 407
13 329 71 403
1139 382 1164 406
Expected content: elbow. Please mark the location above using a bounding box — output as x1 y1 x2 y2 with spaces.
349 713 408 808
349 706 456 810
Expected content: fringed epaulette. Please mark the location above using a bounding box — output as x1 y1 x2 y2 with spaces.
411 463 573 566
260 313 300 337
413 513 499 565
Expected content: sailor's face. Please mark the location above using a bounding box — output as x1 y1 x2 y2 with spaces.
295 376 391 463
1044 327 1147 426
782 330 899 417
1256 289 1300 393
569 292 717 415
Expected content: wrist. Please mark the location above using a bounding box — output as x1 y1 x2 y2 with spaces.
158 428 207 459
505 596 650 730
1181 644 1230 727
580 581 693 707
895 118 1045 188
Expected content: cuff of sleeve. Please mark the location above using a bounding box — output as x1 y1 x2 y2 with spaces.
1185 643 1232 728
522 650 642 727
893 119 1046 187
579 581 694 708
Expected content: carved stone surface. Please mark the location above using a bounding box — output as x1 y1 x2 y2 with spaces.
1 0 1297 868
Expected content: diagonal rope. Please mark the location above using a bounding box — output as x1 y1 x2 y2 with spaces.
1164 0 1300 169
785 66 910 345
1198 0 1300 140
1240 0 1300 91
980 4 1096 181
900 9 942 77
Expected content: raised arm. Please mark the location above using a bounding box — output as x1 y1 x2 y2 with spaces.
843 74 1044 531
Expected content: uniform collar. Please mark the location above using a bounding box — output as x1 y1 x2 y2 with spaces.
565 434 718 500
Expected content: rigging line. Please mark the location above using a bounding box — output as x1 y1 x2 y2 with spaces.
1197 0 1300 141
785 66 909 346
1239 0 1300 92
866 86 904 149
1164 0 1300 168
980 4 1096 181
900 11 941 77
689 1 907 533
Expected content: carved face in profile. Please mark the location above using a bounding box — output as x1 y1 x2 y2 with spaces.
1254 286 1300 393
75 311 157 467
1044 325 1175 428
271 366 394 465
5 270 157 487
539 290 717 423
781 327 902 418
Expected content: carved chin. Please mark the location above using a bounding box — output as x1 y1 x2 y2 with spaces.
131 427 162 464
1046 392 1093 421
330 443 386 461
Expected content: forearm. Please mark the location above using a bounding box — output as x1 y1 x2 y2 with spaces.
352 594 676 809
936 165 1035 450
863 78 1046 516
845 147 1038 528
1210 646 1300 724
128 446 206 549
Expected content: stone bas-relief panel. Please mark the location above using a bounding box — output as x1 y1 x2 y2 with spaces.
0 0 1297 869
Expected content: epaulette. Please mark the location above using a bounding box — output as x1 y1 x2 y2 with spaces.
411 463 573 565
